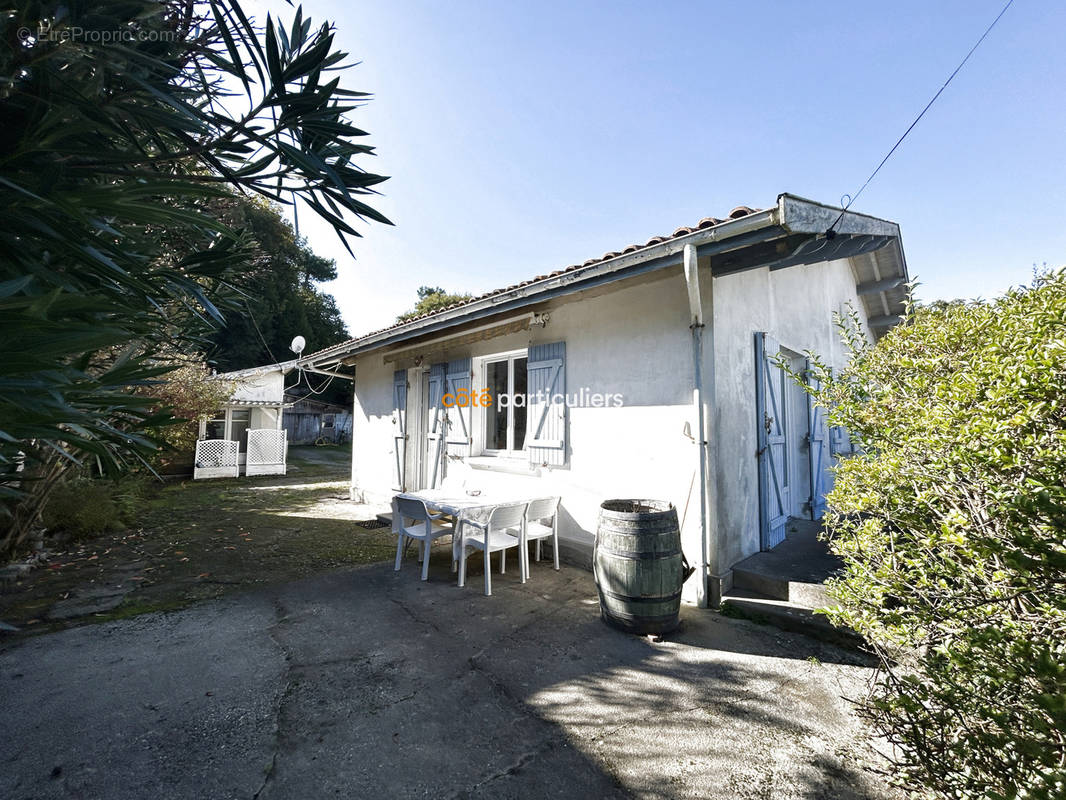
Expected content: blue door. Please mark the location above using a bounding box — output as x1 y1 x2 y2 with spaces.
392 370 408 491
755 333 789 550
423 363 446 489
805 358 829 520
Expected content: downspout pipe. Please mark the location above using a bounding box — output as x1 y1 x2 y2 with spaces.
683 244 711 608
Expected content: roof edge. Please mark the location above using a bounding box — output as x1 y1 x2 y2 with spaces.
303 194 909 366
305 207 780 365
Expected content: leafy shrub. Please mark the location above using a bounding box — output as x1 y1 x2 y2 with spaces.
806 272 1066 799
41 475 155 540
41 480 122 539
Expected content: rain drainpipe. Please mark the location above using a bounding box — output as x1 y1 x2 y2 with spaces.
683 243 718 608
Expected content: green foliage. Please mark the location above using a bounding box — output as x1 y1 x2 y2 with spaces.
0 0 389 552
41 473 155 540
804 273 1066 799
208 200 349 380
41 480 121 538
140 360 235 454
397 285 473 321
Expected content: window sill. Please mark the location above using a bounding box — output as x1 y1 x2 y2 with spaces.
466 456 541 477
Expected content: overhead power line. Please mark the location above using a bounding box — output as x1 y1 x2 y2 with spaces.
827 0 1015 236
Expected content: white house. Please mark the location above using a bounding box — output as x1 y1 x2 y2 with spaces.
299 194 909 607
194 363 292 478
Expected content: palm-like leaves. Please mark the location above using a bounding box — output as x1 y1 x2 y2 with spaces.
0 0 389 550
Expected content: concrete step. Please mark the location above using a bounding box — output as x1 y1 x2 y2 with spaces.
730 565 830 609
720 588 867 651
728 518 842 609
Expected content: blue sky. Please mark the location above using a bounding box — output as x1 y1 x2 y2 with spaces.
256 0 1066 340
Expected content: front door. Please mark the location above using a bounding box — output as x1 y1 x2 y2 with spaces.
420 364 446 490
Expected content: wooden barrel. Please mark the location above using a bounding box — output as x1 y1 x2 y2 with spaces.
594 499 684 634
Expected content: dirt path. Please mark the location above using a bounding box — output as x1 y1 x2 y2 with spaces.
0 446 394 633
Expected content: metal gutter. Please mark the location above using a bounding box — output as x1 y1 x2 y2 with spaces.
682 244 712 609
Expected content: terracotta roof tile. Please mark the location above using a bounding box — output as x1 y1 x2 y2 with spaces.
306 204 763 359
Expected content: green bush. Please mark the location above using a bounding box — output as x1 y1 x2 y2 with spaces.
41 475 155 540
41 480 122 538
807 272 1066 799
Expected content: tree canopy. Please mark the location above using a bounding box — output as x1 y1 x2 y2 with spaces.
0 0 389 552
208 199 349 373
397 286 473 321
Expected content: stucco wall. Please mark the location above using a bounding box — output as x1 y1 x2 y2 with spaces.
709 258 866 570
250 406 281 430
349 256 868 579
230 371 285 405
349 270 703 562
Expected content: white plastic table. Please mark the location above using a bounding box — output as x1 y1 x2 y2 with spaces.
396 489 522 561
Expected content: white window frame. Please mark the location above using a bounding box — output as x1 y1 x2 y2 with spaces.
200 407 252 442
203 409 229 440
474 349 528 459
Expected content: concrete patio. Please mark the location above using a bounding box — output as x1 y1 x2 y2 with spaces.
0 553 899 799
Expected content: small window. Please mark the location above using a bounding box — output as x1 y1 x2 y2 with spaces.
483 354 527 456
205 411 226 441
322 414 336 429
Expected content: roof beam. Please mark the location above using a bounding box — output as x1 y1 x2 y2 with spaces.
868 314 904 328
856 276 905 295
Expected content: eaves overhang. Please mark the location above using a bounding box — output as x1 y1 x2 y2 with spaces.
304 193 909 367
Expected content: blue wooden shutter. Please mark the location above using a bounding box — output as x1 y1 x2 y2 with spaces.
445 358 472 459
391 370 408 491
527 342 566 468
425 363 446 489
830 425 857 457
754 333 788 549
805 358 829 520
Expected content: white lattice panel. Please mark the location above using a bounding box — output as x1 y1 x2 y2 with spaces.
194 439 239 480
246 429 287 476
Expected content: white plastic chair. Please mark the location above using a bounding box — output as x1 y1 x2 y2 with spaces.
523 496 561 578
457 502 527 596
393 496 455 581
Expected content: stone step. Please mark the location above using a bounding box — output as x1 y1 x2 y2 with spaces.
720 588 867 651
730 565 830 610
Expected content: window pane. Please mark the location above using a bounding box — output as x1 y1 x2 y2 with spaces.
513 357 528 450
485 360 509 450
230 409 250 452
205 411 226 440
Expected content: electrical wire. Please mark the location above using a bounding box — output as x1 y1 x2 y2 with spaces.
827 0 1015 236
243 297 278 364
298 367 337 395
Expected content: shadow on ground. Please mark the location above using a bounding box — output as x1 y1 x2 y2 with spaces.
0 446 395 631
0 547 900 800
